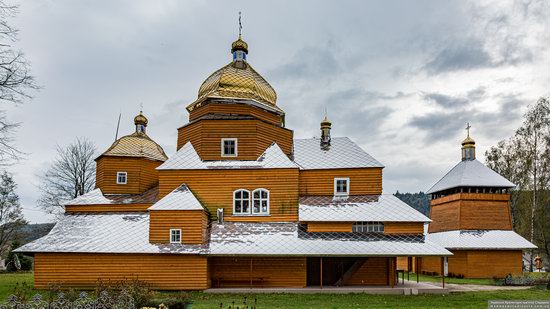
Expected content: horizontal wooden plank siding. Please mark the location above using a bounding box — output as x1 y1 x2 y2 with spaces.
159 169 299 222
209 257 306 288
419 256 442 275
149 210 208 244
188 103 282 126
299 168 383 196
429 193 512 233
384 222 424 235
177 119 293 159
466 250 522 278
96 157 162 195
33 253 208 290
65 203 152 213
347 257 390 286
306 222 353 232
428 201 460 233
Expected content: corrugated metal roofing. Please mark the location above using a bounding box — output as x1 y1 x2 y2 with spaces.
426 230 536 250
209 222 451 256
148 184 204 211
157 142 297 170
15 213 203 254
293 137 384 170
427 159 515 194
299 195 431 222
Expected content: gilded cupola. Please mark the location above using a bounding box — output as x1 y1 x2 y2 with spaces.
461 123 475 161
320 112 332 150
99 111 168 162
186 35 280 113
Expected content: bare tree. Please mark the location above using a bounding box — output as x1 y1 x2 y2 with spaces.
0 1 38 165
37 138 97 215
0 170 25 256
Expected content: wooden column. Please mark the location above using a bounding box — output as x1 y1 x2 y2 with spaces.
390 257 395 288
249 258 253 287
320 257 323 289
441 257 445 288
416 257 419 283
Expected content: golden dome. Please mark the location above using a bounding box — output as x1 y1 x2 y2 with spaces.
321 115 331 127
100 132 168 162
461 135 475 147
134 111 148 126
190 61 278 108
231 36 248 53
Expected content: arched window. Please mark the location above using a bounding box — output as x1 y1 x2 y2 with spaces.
252 188 269 214
233 189 250 215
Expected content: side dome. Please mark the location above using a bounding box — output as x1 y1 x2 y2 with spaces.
101 132 168 162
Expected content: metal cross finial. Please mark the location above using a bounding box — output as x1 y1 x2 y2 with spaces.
466 122 471 136
238 11 242 37
140 103 143 112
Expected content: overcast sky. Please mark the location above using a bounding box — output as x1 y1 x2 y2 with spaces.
4 0 550 223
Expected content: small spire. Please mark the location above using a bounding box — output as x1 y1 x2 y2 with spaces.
461 122 475 161
134 110 148 134
320 110 332 150
231 12 248 65
238 11 242 38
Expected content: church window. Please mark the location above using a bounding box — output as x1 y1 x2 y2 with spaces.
352 222 384 233
221 138 238 157
170 229 181 243
334 178 349 196
252 188 269 214
233 189 250 214
116 172 127 184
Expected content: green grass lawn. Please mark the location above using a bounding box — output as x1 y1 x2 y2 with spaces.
404 272 495 285
1 272 549 308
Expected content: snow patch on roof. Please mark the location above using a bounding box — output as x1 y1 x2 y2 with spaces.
148 184 204 211
427 159 515 194
426 230 536 250
293 137 384 170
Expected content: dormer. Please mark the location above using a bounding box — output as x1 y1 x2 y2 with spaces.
96 111 168 195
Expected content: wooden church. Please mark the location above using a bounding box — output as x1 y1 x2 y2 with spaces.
17 33 530 289
416 129 536 278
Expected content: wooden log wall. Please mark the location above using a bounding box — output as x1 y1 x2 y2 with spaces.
299 168 383 196
149 210 209 244
33 253 209 290
209 257 306 288
306 222 352 232
159 169 299 222
65 203 152 213
188 102 282 126
429 193 513 233
347 257 390 286
96 157 162 195
384 222 424 235
177 119 293 159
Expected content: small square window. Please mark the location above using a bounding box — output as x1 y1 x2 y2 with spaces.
170 229 181 244
334 178 349 196
116 172 127 184
221 138 238 157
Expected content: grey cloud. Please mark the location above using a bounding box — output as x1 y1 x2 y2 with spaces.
423 42 493 75
421 86 487 109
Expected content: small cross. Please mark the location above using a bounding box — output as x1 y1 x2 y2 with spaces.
140 103 143 112
238 12 242 37
465 122 471 136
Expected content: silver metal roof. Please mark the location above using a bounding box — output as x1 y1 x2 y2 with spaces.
15 213 203 254
157 142 297 170
148 184 204 211
426 230 536 250
64 187 158 206
209 222 451 256
427 159 515 194
299 195 431 222
293 137 384 170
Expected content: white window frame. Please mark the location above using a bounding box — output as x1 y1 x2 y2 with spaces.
352 222 384 233
221 138 238 157
252 188 270 215
334 177 350 196
233 189 250 215
169 229 182 244
116 172 127 184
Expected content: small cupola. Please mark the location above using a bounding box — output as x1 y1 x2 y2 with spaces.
320 113 332 150
231 12 248 67
134 111 148 134
461 123 475 161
